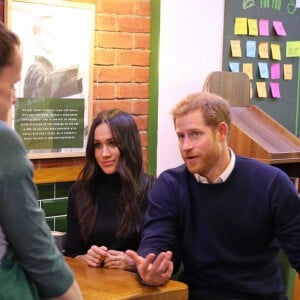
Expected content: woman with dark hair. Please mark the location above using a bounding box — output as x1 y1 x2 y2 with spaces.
65 109 154 270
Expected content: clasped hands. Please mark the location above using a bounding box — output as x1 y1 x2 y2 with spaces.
85 245 134 270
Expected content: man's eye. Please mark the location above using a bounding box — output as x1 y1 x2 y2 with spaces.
191 131 200 137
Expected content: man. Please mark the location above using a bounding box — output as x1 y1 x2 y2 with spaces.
23 16 83 99
0 21 83 299
127 92 300 300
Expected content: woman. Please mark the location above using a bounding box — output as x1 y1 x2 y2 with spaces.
65 109 154 270
0 21 82 299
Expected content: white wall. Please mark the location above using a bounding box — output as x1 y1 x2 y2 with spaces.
156 0 225 175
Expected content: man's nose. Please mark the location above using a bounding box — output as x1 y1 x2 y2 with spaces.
181 137 193 150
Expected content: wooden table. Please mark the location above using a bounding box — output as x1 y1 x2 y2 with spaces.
65 257 188 300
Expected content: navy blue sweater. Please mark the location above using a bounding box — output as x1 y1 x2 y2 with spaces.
138 156 300 299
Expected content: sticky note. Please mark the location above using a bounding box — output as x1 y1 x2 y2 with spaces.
273 21 287 36
234 17 248 35
258 62 269 79
271 44 281 60
270 82 281 98
286 41 300 57
229 62 240 72
259 42 269 58
256 82 267 98
283 64 293 80
259 19 269 36
230 40 242 57
271 63 280 79
246 40 256 57
248 19 258 36
243 63 253 80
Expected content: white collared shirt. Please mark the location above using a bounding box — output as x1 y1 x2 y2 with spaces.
194 148 236 184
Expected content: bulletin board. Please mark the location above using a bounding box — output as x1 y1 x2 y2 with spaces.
222 0 300 136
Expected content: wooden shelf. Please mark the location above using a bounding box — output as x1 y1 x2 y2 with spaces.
230 105 300 164
33 166 82 184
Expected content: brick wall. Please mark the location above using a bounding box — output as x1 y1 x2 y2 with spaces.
0 0 151 171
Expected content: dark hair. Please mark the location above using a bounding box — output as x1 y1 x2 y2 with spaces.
78 109 153 239
0 21 20 71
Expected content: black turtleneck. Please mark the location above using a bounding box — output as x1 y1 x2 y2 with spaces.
64 173 140 257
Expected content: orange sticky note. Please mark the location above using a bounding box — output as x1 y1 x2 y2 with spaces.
259 42 269 58
283 64 293 80
230 40 242 57
243 63 253 80
256 82 267 98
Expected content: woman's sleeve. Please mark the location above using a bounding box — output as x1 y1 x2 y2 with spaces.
64 182 86 257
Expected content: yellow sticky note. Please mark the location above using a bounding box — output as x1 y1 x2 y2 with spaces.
259 42 269 58
256 82 267 98
234 17 248 35
248 19 258 36
286 41 300 57
243 63 253 80
230 40 242 57
283 64 293 80
271 43 281 60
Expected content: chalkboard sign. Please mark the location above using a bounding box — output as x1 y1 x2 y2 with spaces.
223 0 300 136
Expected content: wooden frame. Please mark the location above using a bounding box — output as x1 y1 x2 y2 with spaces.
5 0 95 159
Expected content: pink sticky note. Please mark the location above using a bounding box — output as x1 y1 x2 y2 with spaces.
270 82 281 98
259 19 269 36
271 63 280 79
273 21 287 36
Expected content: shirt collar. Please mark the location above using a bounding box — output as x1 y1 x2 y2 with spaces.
194 148 236 184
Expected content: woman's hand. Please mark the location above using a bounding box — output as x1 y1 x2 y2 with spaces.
103 250 135 270
85 245 108 267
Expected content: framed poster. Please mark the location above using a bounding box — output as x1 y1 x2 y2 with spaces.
5 0 95 158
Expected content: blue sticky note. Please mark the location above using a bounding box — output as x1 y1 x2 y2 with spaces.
229 62 240 72
246 40 256 57
258 62 269 78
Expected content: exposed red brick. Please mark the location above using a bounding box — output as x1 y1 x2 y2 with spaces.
95 32 133 49
95 14 116 31
135 34 150 49
94 48 115 65
132 50 150 66
96 0 134 14
117 83 149 98
93 83 115 99
133 99 149 114
98 99 133 113
136 1 151 17
116 50 134 65
134 115 148 130
117 16 150 33
95 66 133 83
134 67 149 83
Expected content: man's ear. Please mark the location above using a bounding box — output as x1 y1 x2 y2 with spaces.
216 122 229 142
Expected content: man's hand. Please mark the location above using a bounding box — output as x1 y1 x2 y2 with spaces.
126 250 173 286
